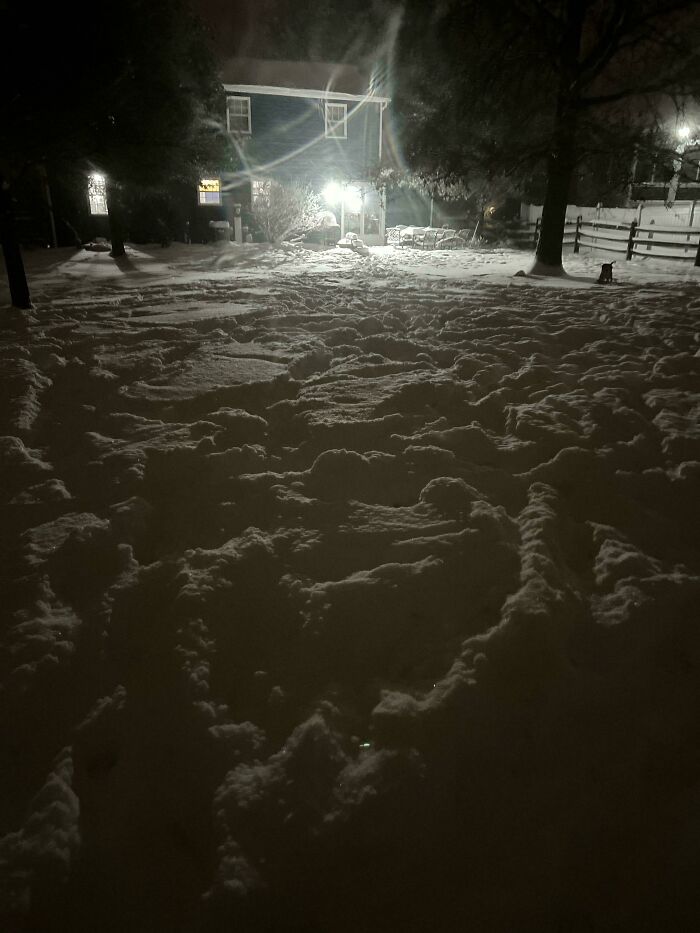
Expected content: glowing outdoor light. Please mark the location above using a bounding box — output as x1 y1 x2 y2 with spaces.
322 181 362 212
322 181 343 205
344 185 362 213
666 122 697 208
87 173 108 215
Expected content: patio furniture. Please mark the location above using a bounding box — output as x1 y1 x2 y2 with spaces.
438 235 467 249
399 226 423 247
385 225 404 245
420 229 440 249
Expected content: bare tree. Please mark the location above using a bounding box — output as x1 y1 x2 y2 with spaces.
533 0 700 272
394 0 700 274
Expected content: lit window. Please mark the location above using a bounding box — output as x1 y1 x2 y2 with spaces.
87 173 108 215
198 178 222 206
325 102 347 139
227 96 251 134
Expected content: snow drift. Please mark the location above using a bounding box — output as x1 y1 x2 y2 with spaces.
1 243 699 932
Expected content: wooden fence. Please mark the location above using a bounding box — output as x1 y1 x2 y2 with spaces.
507 217 700 265
506 218 577 250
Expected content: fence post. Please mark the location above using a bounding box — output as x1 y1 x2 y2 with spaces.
626 220 637 261
694 233 700 267
646 218 655 252
534 217 541 249
574 215 582 253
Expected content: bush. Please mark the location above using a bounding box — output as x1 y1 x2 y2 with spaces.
252 180 322 243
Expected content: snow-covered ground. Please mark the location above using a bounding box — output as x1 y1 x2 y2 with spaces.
1 242 699 932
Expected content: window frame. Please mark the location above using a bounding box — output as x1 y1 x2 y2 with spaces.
325 102 348 140
197 177 223 206
227 95 252 135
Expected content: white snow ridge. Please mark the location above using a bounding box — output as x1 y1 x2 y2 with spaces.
1 243 699 933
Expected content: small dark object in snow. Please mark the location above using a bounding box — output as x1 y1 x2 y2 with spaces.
83 239 111 252
597 261 615 284
514 269 527 277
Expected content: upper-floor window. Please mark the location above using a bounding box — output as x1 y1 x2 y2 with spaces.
325 102 347 139
227 96 251 134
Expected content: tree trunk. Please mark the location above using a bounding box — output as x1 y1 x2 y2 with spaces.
534 118 577 269
38 164 58 248
532 0 586 274
0 177 32 309
106 178 126 258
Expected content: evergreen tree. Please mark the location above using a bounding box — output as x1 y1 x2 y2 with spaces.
0 0 229 303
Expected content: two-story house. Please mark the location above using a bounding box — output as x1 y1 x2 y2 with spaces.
197 58 390 245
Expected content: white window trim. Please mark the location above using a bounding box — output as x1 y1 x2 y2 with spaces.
227 95 251 135
325 102 348 139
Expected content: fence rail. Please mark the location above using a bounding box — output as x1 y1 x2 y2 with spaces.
636 224 700 234
506 218 578 250
511 216 700 265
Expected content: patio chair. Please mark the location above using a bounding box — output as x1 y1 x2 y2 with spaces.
439 235 467 250
420 229 440 250
436 228 456 243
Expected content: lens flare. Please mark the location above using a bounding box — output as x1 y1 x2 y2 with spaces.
322 182 343 205
344 185 362 212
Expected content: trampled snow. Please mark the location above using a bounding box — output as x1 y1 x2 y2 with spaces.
1 242 699 932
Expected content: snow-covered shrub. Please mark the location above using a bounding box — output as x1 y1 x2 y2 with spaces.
252 180 322 243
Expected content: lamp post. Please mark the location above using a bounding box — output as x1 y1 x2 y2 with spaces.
666 124 699 208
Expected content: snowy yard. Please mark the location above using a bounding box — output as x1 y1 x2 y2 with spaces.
1 242 699 932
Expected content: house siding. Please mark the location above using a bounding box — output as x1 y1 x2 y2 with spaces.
229 92 382 184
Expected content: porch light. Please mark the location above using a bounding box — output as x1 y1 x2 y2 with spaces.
343 185 362 213
87 173 108 216
322 181 343 205
322 182 362 212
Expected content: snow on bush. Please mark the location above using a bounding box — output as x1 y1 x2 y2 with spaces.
252 180 323 244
